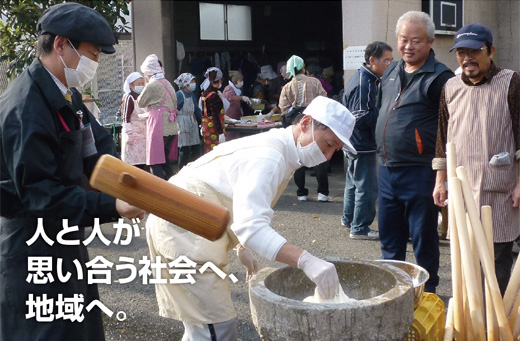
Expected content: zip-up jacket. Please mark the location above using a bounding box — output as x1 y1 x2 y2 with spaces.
375 50 453 167
342 63 380 153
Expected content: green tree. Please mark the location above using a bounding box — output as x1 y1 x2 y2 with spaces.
0 0 130 78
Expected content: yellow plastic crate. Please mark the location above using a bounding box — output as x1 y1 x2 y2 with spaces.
405 293 445 340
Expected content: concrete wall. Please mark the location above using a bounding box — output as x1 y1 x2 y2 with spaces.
342 0 520 85
132 0 175 80
496 0 520 71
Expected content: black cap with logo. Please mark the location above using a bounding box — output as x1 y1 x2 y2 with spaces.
37 2 117 54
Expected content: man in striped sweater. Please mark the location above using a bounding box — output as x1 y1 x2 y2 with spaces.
433 23 520 295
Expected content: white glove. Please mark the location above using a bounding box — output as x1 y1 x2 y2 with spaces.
250 98 262 106
237 246 260 282
242 96 252 105
297 250 339 299
265 111 274 120
218 133 226 143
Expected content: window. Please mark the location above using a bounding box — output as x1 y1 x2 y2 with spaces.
423 0 463 35
199 3 252 41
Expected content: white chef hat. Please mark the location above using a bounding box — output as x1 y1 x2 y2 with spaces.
303 96 357 154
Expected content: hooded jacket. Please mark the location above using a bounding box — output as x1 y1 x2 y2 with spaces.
343 63 380 153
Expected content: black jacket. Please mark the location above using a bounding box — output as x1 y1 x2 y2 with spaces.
343 64 380 153
375 50 454 167
0 58 120 340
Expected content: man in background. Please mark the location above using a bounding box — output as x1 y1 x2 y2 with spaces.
342 41 393 240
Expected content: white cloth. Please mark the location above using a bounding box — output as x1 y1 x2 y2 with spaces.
140 54 164 77
174 126 300 260
174 73 195 89
123 72 143 94
218 91 230 113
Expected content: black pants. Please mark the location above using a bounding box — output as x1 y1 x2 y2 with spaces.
294 161 329 196
150 135 175 180
178 145 198 170
494 241 514 296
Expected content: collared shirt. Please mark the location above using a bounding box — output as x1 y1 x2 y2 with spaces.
43 65 71 97
433 62 520 169
177 126 300 261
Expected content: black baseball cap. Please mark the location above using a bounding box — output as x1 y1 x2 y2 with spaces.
450 23 493 52
37 2 116 54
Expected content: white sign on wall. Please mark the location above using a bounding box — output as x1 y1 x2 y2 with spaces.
343 45 366 70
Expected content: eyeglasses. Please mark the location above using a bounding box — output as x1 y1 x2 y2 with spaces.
378 59 393 65
455 47 487 58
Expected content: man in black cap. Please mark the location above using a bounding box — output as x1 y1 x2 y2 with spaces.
0 3 144 340
433 23 520 295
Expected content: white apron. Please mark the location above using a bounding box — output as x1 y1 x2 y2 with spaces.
146 138 289 324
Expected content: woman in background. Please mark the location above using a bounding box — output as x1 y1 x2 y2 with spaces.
222 70 260 141
200 67 225 153
174 73 202 170
121 72 147 168
138 54 178 180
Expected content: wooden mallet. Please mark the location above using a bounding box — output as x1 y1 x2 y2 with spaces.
89 154 230 241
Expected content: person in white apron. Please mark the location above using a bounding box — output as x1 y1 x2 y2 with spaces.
146 96 357 340
121 72 147 167
174 73 202 169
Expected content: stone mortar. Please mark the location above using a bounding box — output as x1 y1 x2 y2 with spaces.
249 257 414 341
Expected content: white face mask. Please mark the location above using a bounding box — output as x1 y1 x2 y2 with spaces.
133 86 144 94
236 81 244 89
60 40 99 88
296 120 327 167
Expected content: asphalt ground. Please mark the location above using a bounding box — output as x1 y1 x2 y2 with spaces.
88 154 454 340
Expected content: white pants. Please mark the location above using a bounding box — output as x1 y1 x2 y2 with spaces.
181 318 237 341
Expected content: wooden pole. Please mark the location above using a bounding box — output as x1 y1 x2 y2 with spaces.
509 295 520 333
449 177 486 339
513 304 520 339
444 298 455 341
447 142 465 340
482 205 499 340
466 214 485 325
504 246 520 316
455 167 513 340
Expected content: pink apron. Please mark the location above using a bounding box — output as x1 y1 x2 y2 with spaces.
146 79 177 165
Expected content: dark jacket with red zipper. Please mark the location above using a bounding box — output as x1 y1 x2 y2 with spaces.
375 50 453 167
